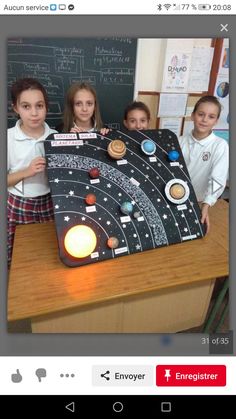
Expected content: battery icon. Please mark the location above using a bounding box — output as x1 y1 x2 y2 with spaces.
198 4 211 10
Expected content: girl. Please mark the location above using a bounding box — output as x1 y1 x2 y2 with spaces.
123 101 151 130
7 78 57 266
62 82 107 134
179 95 229 234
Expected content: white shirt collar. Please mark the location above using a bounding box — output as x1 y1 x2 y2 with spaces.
15 119 50 141
190 130 215 147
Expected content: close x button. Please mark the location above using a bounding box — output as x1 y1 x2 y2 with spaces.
156 365 226 386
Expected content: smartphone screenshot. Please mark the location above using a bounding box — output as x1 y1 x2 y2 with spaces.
0 0 235 414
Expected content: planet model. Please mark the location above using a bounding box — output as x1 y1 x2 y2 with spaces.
141 139 156 156
133 211 141 219
85 193 96 205
120 201 133 215
89 167 100 179
64 225 97 258
170 184 185 199
107 139 126 159
168 150 180 162
165 178 190 204
107 236 119 249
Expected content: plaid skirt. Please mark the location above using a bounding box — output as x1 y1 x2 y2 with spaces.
7 192 54 266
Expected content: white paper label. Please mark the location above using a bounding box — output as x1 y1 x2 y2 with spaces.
177 204 187 210
149 156 157 162
130 177 140 187
90 179 100 184
51 140 83 146
182 234 197 241
120 216 131 223
170 162 180 166
114 247 128 255
79 133 97 139
86 206 96 213
91 252 99 259
117 159 127 165
54 133 77 140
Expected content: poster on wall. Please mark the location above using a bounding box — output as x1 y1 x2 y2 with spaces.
158 93 188 117
218 39 229 76
214 74 229 130
159 117 183 136
161 51 192 92
188 47 214 92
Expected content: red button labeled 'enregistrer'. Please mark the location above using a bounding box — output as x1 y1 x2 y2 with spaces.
156 365 226 386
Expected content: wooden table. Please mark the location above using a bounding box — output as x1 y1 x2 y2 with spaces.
8 200 229 333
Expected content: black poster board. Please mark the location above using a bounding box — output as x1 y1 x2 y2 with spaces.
45 129 206 267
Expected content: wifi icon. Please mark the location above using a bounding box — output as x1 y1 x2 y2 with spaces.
164 4 171 10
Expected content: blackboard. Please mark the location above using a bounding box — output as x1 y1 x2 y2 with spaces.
7 37 137 130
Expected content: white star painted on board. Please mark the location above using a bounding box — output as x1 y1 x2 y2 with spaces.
118 193 122 197
102 251 105 255
145 174 149 178
181 213 185 218
189 209 192 213
122 224 126 228
122 239 125 243
107 183 111 188
197 232 200 236
156 176 159 180
180 165 183 169
195 219 199 224
146 166 150 170
163 214 168 219
99 217 102 220
152 189 155 192
133 234 137 238
175 222 179 226
69 190 74 196
76 146 80 149
97 147 101 150
69 171 73 175
184 228 188 232
126 142 129 145
64 216 70 222
145 234 149 238
158 163 162 167
55 204 59 209
86 186 90 190
166 204 170 208
130 169 134 173
106 221 111 225
104 197 108 202
54 178 59 183
190 202 194 206
131 200 136 205
82 216 86 221
157 198 161 202
136 244 141 250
